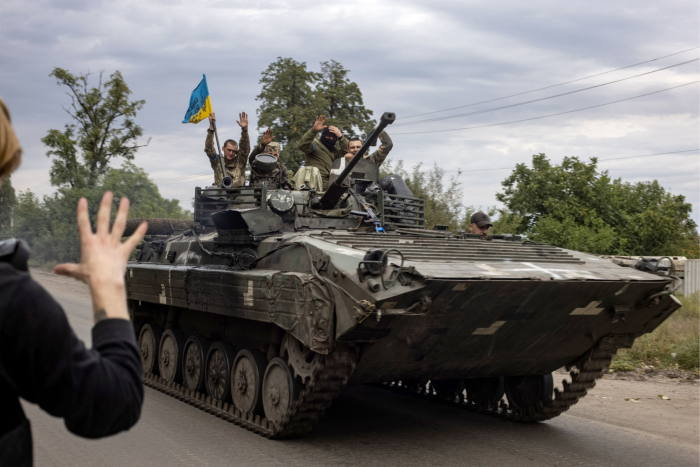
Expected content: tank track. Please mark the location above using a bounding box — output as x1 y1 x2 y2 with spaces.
384 335 627 422
143 345 357 439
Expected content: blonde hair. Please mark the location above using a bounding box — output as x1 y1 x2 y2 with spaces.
0 97 22 179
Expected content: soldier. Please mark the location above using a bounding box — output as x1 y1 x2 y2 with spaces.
298 115 349 189
343 130 393 168
205 112 250 187
248 129 291 189
469 211 493 235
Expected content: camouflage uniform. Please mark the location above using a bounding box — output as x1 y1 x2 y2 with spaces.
363 131 393 168
248 142 291 189
298 128 349 189
204 128 250 187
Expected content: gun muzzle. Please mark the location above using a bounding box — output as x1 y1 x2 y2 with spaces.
221 176 235 190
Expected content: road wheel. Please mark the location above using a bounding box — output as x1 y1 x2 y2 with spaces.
262 357 301 428
138 324 163 375
205 342 236 402
464 377 505 407
505 374 554 410
231 349 268 415
182 335 210 392
158 329 185 383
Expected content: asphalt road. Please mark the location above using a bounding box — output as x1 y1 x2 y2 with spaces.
22 280 700 467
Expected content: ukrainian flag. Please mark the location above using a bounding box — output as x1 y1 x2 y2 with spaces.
182 75 213 124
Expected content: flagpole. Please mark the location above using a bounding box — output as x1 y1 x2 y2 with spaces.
205 73 230 187
210 119 228 181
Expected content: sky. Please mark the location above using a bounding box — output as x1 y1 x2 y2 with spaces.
1 0 698 224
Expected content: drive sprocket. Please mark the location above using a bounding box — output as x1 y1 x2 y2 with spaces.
282 333 324 383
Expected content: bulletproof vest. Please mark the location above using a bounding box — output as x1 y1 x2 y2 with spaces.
0 238 33 466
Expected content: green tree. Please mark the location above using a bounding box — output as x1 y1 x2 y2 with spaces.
101 162 192 219
256 58 321 172
12 163 191 265
0 176 17 238
12 69 190 265
42 68 148 189
12 191 49 249
496 153 698 256
256 58 376 172
316 60 375 138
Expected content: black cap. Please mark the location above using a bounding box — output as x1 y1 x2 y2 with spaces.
470 211 492 228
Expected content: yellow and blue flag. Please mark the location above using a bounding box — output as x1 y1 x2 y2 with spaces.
182 75 213 124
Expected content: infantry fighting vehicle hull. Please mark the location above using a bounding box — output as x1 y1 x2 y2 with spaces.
127 114 682 438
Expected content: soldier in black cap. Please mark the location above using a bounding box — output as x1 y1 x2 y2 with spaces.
469 211 493 235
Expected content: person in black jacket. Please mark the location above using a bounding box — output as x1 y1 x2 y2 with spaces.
0 96 148 466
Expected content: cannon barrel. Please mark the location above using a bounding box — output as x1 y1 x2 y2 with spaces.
111 218 199 236
318 112 395 209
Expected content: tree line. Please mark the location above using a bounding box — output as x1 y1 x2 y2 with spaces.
0 62 697 265
0 69 191 265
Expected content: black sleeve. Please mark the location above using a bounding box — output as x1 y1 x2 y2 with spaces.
0 268 143 439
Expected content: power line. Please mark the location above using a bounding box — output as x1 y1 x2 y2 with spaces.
442 149 699 173
399 46 700 120
393 58 699 127
392 81 699 135
599 148 699 162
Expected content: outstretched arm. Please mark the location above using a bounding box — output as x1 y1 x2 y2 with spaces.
299 116 326 154
250 128 274 164
3 192 147 438
204 113 218 162
236 112 250 162
367 130 393 167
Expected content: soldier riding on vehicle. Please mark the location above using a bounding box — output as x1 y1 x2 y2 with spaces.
248 129 291 189
468 211 492 235
205 112 250 187
298 115 349 190
344 130 393 168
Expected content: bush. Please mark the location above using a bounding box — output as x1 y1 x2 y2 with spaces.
11 163 191 266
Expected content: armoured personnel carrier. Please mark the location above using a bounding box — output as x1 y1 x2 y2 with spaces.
127 113 682 438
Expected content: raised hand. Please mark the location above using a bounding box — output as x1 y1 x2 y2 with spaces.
328 125 342 138
208 112 216 130
261 128 274 146
237 112 248 129
312 115 327 132
55 192 147 322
